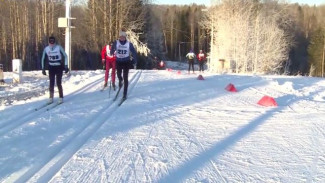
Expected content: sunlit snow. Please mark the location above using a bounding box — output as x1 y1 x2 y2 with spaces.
1 61 324 182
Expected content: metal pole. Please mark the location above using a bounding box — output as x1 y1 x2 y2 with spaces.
322 29 325 77
65 0 71 70
179 43 181 61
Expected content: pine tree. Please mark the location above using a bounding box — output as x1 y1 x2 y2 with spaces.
308 27 325 77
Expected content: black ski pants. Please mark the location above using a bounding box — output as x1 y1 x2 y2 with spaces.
116 61 131 97
49 65 63 98
188 59 194 73
199 61 204 72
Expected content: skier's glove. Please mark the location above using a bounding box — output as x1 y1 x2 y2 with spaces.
42 69 46 75
64 65 69 74
103 64 106 70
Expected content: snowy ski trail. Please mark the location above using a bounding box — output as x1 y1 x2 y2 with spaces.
3 71 142 183
1 68 325 183
0 77 103 137
49 71 324 182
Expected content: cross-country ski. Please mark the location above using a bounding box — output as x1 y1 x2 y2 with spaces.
117 97 126 106
45 101 63 111
113 84 123 102
34 102 53 111
99 86 107 92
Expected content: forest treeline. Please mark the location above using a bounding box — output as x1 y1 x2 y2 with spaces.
0 0 324 77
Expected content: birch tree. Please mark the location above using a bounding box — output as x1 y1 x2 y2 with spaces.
207 0 294 74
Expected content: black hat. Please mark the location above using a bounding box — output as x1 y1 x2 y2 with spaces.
49 36 56 44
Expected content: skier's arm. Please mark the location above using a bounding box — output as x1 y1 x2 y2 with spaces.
59 45 68 66
101 46 106 63
41 48 47 70
129 43 138 65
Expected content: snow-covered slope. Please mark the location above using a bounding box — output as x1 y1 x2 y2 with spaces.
0 61 325 182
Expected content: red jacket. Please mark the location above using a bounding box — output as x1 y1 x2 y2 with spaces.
197 52 206 62
101 45 116 64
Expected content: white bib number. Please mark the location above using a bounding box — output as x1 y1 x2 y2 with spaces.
116 41 130 58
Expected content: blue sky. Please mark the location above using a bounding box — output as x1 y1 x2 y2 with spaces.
154 0 324 6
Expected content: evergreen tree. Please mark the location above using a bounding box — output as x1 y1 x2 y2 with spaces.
308 27 325 77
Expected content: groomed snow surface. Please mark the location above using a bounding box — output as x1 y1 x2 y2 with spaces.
1 61 325 183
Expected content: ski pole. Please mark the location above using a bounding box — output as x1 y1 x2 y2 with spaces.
109 80 112 98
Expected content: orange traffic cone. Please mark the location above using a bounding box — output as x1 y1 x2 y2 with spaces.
257 95 277 107
197 74 204 80
225 83 237 92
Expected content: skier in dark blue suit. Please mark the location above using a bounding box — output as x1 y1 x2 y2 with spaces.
110 29 138 100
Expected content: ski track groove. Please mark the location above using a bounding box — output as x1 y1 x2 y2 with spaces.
154 106 225 181
168 114 227 182
102 158 110 182
159 115 190 177
100 159 108 182
0 77 103 137
144 124 156 183
9 71 142 183
185 126 227 183
138 118 167 182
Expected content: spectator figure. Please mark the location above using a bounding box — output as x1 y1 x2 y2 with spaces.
153 56 159 69
186 49 195 74
197 50 206 73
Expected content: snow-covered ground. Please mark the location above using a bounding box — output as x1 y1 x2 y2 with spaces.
0 61 325 182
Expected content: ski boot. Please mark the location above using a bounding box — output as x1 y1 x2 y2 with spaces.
58 98 63 104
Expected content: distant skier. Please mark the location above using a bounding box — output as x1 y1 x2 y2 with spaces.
186 49 195 74
153 56 159 69
101 41 117 90
110 29 138 100
197 50 206 73
41 36 69 104
153 56 165 70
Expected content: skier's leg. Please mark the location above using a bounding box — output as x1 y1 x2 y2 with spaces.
56 67 64 98
111 61 116 86
49 66 55 98
111 61 116 88
107 61 112 81
104 60 109 86
188 61 191 73
116 62 123 87
122 62 129 98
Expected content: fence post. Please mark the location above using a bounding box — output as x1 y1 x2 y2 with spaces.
0 64 4 84
12 59 23 83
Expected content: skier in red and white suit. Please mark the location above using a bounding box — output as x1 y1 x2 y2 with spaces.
197 50 206 73
101 42 117 90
